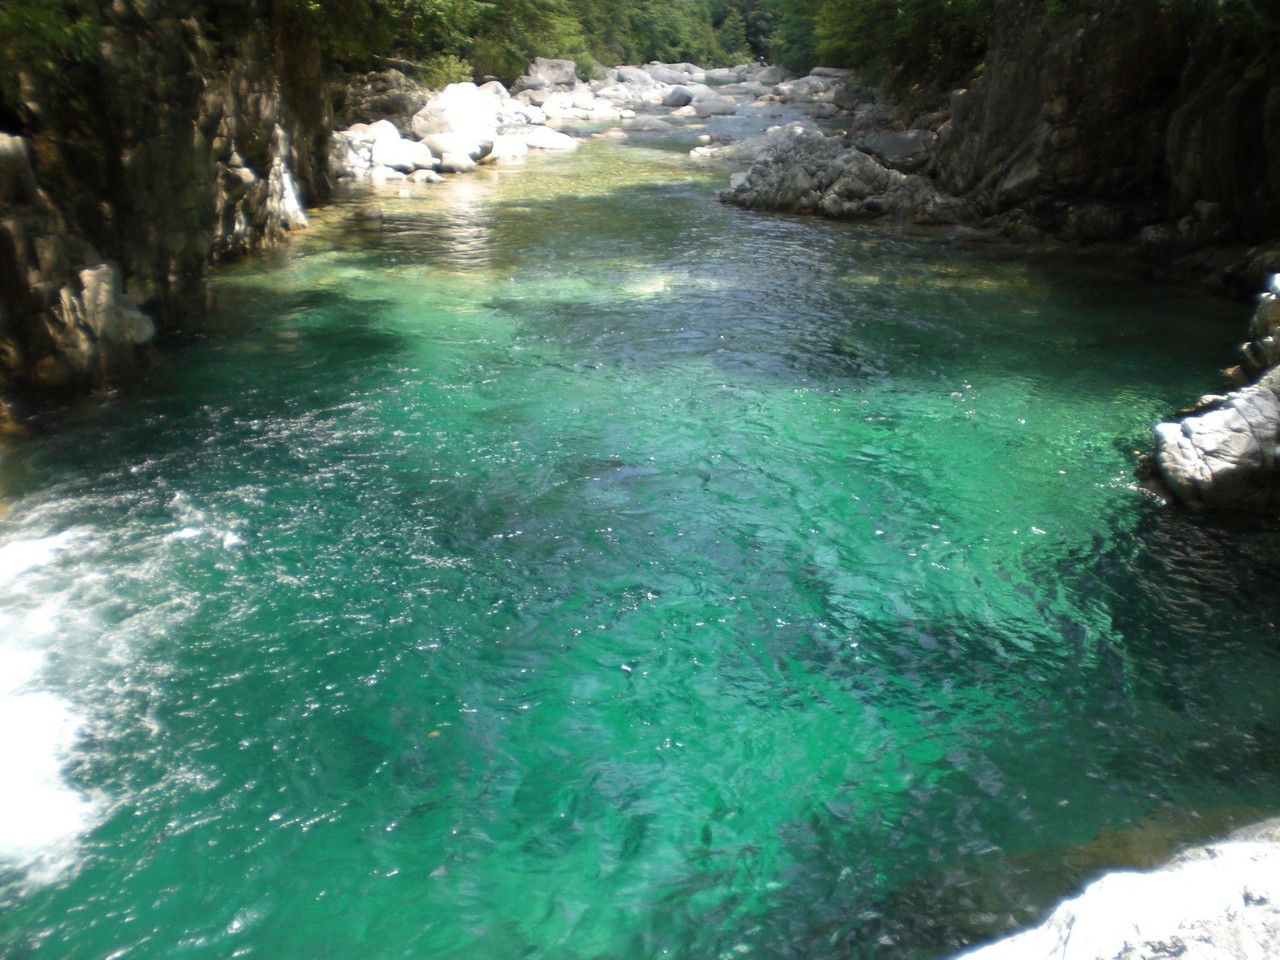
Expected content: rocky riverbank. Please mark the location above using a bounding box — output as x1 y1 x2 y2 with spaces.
952 818 1280 960
324 57 855 187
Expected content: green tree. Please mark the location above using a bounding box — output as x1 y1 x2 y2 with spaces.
716 7 750 60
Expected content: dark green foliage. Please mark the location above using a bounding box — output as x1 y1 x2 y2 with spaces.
814 0 992 90
0 0 98 122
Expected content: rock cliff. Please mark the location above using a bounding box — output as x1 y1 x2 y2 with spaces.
0 0 330 418
937 0 1280 282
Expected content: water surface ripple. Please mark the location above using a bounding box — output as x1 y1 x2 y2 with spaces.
2 140 1279 960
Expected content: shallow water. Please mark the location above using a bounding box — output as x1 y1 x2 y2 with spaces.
2 135 1279 959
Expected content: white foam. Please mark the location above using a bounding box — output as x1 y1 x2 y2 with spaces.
0 533 99 883
0 530 79 585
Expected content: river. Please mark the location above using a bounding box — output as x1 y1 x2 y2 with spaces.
2 130 1279 959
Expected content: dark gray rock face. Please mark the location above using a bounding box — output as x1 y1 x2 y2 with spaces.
936 0 1279 246
0 0 330 413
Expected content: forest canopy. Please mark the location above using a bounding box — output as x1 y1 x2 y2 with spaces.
2 0 1276 108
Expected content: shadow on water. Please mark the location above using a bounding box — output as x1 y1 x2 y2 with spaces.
747 503 1280 959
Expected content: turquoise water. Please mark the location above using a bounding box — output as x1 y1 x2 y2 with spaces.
2 137 1280 960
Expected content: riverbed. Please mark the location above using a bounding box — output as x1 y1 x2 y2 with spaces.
2 130 1279 959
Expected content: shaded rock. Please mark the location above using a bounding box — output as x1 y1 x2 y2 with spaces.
662 85 695 107
1 0 329 407
332 69 429 134
855 129 938 174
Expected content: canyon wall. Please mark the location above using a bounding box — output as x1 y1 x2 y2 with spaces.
0 0 330 417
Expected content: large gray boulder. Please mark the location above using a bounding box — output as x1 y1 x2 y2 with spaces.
855 129 939 174
720 132 976 225
643 62 706 85
953 819 1280 960
693 94 738 117
1152 280 1280 510
662 85 696 107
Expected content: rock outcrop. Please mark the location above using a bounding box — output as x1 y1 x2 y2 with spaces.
936 0 1280 262
1151 277 1280 510
719 130 976 225
953 818 1280 960
0 0 330 417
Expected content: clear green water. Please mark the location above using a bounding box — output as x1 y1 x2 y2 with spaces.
3 138 1280 960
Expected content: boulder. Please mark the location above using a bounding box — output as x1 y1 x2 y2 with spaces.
643 62 706 85
520 126 579 152
411 82 505 144
720 131 975 225
610 65 656 88
754 65 790 85
488 135 531 162
693 94 738 117
809 66 855 79
436 152 477 174
773 76 832 102
332 69 430 134
1152 282 1280 510
855 129 938 174
662 85 695 107
953 819 1280 960
705 65 750 84
370 136 437 173
419 132 492 163
523 57 578 89
365 118 403 142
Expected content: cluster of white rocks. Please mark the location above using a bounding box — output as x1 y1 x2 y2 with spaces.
327 57 879 187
